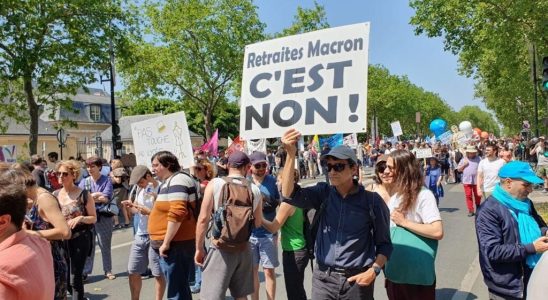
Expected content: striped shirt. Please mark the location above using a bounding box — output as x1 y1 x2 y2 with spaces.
148 172 199 242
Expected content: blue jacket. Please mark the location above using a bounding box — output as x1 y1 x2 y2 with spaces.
475 196 547 298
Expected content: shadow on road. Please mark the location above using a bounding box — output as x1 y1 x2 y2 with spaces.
439 207 460 213
86 293 109 300
437 288 479 299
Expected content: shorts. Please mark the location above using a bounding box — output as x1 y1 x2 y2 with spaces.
200 246 254 299
127 234 162 277
250 235 279 268
537 165 548 178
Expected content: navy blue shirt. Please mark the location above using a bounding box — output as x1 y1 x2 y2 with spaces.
251 175 280 238
286 182 392 269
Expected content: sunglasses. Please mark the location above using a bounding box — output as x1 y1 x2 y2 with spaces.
326 163 348 172
253 163 267 169
56 171 71 177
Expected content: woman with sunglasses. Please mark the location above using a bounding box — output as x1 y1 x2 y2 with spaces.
189 159 216 294
55 160 97 300
383 150 443 300
2 163 72 300
365 155 392 204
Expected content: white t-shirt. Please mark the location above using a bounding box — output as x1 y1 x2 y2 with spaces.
135 182 161 236
388 188 442 227
210 176 261 212
477 158 506 192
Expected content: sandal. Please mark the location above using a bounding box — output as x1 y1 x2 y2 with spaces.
105 273 116 280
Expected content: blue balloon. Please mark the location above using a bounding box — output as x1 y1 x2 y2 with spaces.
429 119 447 137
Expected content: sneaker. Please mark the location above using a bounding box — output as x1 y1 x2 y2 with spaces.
190 285 201 294
467 212 475 217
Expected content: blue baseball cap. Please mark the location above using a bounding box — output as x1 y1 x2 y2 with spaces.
498 161 544 184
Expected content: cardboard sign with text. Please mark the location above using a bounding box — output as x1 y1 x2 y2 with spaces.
240 23 370 139
131 112 194 169
390 121 403 137
415 148 433 159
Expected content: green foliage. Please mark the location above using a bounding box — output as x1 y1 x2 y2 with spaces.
456 105 500 136
409 0 548 135
275 1 329 37
0 0 136 155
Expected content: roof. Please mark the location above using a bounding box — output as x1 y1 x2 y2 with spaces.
40 87 113 124
3 117 56 136
100 113 201 141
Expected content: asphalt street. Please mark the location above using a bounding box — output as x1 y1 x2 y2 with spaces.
84 173 492 299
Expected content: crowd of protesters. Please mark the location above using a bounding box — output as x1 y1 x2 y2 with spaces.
0 129 547 300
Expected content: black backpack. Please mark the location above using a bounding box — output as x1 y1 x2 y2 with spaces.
302 187 376 270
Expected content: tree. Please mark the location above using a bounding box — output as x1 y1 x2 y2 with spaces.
0 0 135 155
456 105 500 136
119 0 330 139
118 0 265 139
409 0 548 134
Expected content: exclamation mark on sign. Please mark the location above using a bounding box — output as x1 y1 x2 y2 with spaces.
348 94 359 122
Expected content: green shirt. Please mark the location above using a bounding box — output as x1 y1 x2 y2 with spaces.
281 207 306 251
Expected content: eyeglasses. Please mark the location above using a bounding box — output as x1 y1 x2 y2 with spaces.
253 163 267 169
56 172 71 177
326 163 348 172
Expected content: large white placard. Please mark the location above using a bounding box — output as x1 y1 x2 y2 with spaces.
390 121 403 137
415 148 433 159
131 112 195 169
240 23 370 139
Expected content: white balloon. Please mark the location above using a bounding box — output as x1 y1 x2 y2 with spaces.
459 121 473 133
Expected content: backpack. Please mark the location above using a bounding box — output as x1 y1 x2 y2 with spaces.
211 177 255 252
165 171 202 221
302 187 376 270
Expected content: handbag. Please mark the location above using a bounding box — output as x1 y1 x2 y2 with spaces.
97 201 119 217
384 226 438 286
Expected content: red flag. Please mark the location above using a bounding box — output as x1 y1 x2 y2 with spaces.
226 135 244 155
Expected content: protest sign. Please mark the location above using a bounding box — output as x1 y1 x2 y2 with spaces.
245 138 267 154
390 121 403 137
438 131 453 145
131 112 194 169
415 148 433 159
0 145 16 163
343 133 358 148
240 23 370 139
320 133 343 149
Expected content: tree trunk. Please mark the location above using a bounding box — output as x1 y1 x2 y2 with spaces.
24 76 39 156
204 108 213 140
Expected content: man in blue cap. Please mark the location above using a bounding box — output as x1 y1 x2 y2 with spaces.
476 161 548 300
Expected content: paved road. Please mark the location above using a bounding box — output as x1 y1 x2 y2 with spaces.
84 178 491 299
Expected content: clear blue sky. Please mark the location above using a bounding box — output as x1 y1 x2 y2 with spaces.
255 0 484 112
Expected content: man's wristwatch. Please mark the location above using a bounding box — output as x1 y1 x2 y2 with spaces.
373 265 381 276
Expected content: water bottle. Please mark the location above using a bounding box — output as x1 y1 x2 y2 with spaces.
143 183 155 203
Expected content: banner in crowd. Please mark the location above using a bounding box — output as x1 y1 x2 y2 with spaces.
240 23 370 139
415 148 433 159
312 135 320 152
245 138 267 154
131 112 194 169
0 145 16 163
320 133 343 149
438 131 453 145
200 129 219 156
390 121 403 137
343 133 358 148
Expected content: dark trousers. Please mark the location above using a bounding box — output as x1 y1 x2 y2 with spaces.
67 231 92 300
385 279 435 300
321 166 330 185
282 249 309 300
312 267 374 300
488 291 523 300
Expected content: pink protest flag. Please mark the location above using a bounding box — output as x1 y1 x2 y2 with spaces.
200 129 219 156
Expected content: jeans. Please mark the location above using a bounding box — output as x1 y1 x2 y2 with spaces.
282 249 309 300
312 267 374 300
67 230 92 300
157 240 195 300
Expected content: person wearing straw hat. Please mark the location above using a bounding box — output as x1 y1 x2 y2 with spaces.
476 161 548 300
457 146 482 217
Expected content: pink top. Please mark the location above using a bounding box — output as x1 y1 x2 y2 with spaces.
0 230 54 300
